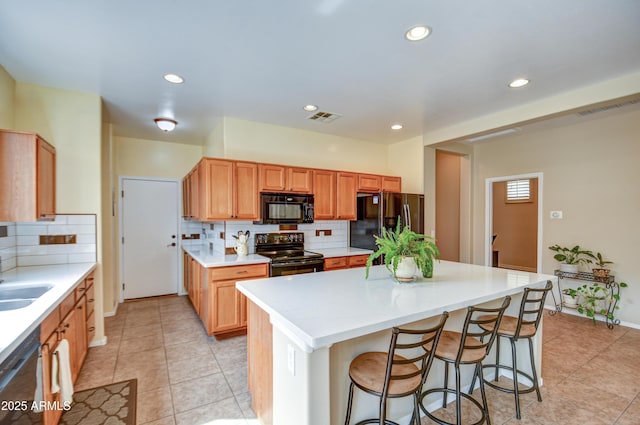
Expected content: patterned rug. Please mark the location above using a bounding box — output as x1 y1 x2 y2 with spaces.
60 379 137 425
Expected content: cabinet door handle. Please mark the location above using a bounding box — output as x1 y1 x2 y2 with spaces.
78 287 86 292
236 270 249 274
88 298 94 303
88 327 95 332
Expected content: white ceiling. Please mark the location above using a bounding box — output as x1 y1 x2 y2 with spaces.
1 0 639 146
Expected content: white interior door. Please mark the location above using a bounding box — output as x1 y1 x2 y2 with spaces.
121 177 179 299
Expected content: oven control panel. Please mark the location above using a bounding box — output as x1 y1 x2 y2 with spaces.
255 232 305 245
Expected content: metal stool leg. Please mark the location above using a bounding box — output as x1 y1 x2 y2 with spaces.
443 362 450 408
493 335 501 382
478 368 491 425
509 338 521 419
455 364 462 425
344 382 355 425
528 338 542 402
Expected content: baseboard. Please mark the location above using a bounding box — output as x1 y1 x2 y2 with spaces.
544 304 640 329
103 301 120 317
89 336 107 347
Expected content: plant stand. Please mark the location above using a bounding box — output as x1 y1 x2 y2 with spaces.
549 270 621 329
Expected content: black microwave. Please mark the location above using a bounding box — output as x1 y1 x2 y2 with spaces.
258 193 314 224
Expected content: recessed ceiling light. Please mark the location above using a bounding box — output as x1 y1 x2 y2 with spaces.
391 124 403 130
405 25 431 41
509 78 530 88
154 118 177 132
163 73 184 84
303 104 318 111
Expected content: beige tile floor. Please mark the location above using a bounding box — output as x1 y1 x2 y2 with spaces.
75 296 640 425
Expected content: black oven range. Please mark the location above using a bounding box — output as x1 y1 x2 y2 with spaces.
255 232 324 276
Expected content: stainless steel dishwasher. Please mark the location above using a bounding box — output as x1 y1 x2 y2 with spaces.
0 326 42 424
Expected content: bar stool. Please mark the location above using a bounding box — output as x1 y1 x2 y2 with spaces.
344 312 449 425
419 296 511 425
470 281 553 419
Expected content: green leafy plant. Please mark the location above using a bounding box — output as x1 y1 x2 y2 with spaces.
548 244 596 265
365 218 439 279
592 252 613 269
573 282 628 325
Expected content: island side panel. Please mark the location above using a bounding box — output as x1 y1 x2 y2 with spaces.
248 300 273 425
272 327 331 425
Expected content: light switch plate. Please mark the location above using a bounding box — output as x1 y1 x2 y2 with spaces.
550 211 563 219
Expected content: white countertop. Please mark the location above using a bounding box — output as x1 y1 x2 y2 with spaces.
182 243 270 268
236 261 556 353
0 263 97 364
312 247 373 258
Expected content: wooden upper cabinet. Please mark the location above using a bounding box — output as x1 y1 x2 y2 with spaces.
381 176 402 193
259 163 312 193
0 130 56 221
200 158 258 221
235 161 259 219
313 170 336 220
336 172 357 220
357 174 382 192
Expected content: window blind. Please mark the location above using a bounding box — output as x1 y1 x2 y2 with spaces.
506 179 530 201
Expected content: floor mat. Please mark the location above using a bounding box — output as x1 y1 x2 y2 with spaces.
60 379 137 425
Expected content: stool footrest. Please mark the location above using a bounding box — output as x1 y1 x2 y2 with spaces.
480 364 537 395
419 388 487 425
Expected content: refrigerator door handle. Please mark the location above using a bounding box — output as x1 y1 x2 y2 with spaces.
403 204 411 230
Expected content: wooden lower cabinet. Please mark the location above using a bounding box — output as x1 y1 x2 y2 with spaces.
324 254 369 271
183 260 268 338
40 271 94 425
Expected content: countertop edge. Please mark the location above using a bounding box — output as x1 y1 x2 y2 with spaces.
0 263 97 364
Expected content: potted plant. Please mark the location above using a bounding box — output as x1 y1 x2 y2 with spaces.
548 244 596 273
561 288 579 309
365 218 439 282
573 282 628 325
591 252 613 280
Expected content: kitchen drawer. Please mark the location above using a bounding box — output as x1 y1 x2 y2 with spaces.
348 255 369 268
59 291 76 319
210 264 268 281
85 272 95 289
75 281 88 301
324 257 348 270
85 283 95 318
40 306 60 343
87 311 96 342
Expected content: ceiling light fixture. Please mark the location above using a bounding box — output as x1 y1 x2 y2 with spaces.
391 124 403 130
163 73 184 84
154 118 177 132
405 25 431 41
509 78 530 88
303 104 318 111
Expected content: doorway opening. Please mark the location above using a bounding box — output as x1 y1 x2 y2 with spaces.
485 173 543 273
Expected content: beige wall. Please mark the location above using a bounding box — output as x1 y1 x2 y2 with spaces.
0 66 14 129
471 108 640 325
387 135 424 193
13 82 106 340
115 136 203 178
222 117 391 174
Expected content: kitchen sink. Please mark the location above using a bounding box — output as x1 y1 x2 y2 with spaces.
0 284 54 301
0 299 36 311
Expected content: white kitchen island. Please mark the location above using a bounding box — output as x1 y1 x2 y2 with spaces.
236 261 556 425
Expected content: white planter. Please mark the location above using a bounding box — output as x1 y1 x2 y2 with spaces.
559 263 579 273
562 293 578 309
394 256 417 282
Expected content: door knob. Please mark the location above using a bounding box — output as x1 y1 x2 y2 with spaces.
167 242 176 247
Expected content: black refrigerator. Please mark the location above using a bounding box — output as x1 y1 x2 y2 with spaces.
349 192 425 252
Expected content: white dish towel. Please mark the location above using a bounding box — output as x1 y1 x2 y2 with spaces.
51 339 74 404
33 353 44 412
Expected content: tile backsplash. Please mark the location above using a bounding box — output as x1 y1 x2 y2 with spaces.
0 214 97 271
182 219 350 255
